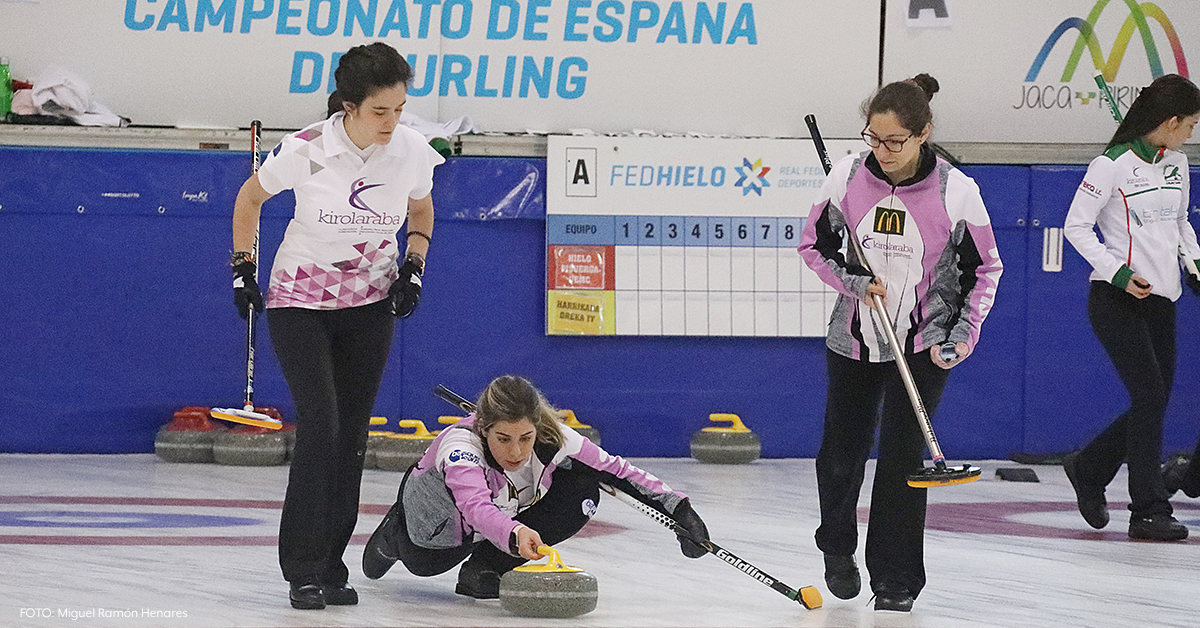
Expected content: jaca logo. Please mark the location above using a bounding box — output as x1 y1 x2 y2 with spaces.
1016 0 1188 112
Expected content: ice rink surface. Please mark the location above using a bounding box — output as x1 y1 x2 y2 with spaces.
2 454 1197 628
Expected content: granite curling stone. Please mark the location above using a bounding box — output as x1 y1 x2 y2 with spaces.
500 546 597 618
689 413 761 464
374 419 437 472
155 407 222 463
213 415 288 466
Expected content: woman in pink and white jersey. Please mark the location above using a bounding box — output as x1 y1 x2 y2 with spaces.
362 375 710 600
798 74 1003 612
229 42 444 610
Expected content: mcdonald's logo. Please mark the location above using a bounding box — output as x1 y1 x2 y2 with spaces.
873 206 906 236
1026 0 1188 83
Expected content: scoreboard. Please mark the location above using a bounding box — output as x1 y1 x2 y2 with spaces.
546 135 861 336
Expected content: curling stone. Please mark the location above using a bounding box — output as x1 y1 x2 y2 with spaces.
558 409 601 446
375 419 436 472
363 417 391 469
213 418 288 466
500 545 597 618
690 414 761 464
155 407 222 463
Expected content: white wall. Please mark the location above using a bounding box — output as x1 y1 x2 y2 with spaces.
0 0 879 136
885 0 1198 143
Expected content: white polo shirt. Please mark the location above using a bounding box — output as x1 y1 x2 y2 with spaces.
258 111 445 310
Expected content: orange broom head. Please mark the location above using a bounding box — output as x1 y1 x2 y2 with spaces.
798 586 823 610
907 464 981 488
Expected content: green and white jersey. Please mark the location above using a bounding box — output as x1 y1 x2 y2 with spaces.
1065 139 1200 301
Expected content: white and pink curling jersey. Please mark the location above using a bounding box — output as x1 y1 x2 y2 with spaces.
798 147 1003 363
256 112 444 310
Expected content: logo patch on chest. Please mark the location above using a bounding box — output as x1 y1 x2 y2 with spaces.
873 206 907 236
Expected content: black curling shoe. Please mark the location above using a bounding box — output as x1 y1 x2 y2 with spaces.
822 554 861 600
1063 453 1109 529
289 580 325 610
455 560 501 599
873 587 915 612
1129 514 1188 541
1161 454 1193 498
323 582 358 606
363 502 401 579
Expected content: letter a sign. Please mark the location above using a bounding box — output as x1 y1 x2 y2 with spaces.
565 147 597 197
907 0 950 28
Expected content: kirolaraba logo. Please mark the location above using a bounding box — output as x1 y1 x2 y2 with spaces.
349 177 385 216
734 157 771 196
1018 0 1188 112
317 177 404 225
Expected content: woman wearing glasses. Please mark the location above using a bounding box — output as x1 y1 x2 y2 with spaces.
797 74 1003 612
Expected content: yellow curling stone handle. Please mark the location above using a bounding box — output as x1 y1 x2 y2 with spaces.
557 409 592 429
701 413 752 433
380 419 435 440
367 416 389 437
514 545 583 573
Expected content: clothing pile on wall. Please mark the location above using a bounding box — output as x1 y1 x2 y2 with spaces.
9 66 129 127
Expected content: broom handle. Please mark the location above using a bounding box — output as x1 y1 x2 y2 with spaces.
243 120 263 412
846 235 946 467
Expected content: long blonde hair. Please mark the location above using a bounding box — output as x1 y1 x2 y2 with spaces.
473 375 565 448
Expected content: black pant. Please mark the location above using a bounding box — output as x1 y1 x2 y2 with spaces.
269 300 394 584
396 462 602 577
814 349 949 598
1074 281 1175 517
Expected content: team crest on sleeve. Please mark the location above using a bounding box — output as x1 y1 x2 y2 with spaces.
448 449 482 465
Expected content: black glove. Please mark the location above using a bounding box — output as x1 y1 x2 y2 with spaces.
232 261 264 319
672 498 710 559
1186 269 1200 297
389 257 423 318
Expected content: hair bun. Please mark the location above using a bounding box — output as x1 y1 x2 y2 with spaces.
909 74 940 102
912 75 940 103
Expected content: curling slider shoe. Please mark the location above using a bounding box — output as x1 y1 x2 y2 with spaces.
907 459 981 488
211 406 283 430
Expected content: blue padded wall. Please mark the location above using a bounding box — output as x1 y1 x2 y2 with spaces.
1 148 1198 459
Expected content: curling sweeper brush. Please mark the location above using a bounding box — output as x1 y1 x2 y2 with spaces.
805 114 980 489
433 384 823 610
211 120 281 431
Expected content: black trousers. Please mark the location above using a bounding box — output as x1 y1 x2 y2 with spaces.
396 462 602 578
1074 281 1175 517
269 300 394 584
814 349 949 598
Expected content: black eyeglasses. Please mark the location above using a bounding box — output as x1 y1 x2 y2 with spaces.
861 128 913 153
